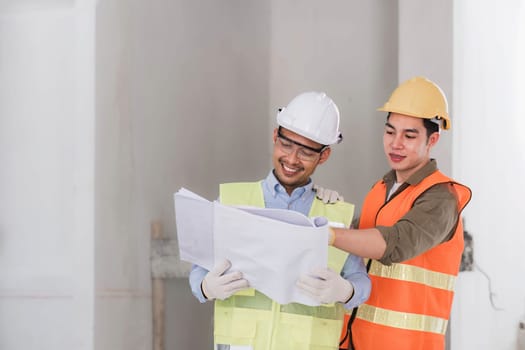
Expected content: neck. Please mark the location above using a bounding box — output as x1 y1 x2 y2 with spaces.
284 187 294 196
395 159 430 183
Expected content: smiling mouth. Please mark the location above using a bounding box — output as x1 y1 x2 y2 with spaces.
389 153 405 162
281 162 302 175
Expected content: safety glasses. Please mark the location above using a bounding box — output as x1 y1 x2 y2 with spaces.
276 128 327 161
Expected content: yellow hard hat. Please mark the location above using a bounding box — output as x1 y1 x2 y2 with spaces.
378 76 451 130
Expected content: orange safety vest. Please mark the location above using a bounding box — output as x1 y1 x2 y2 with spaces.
344 170 471 350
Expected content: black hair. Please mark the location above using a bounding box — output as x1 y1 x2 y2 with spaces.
422 118 439 138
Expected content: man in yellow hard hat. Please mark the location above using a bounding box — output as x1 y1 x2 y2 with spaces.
328 76 472 350
189 91 371 350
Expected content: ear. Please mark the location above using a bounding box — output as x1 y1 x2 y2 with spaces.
427 132 440 148
272 128 278 143
318 147 331 165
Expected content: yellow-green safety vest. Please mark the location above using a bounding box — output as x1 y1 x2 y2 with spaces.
215 182 354 350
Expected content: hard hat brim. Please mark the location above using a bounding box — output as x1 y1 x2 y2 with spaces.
377 106 451 130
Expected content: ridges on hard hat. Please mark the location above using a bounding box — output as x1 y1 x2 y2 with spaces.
277 91 343 145
378 76 451 130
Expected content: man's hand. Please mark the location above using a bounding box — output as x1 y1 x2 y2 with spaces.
313 184 344 204
296 267 354 304
202 259 249 300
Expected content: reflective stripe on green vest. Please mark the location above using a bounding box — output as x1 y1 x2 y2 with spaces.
215 182 354 350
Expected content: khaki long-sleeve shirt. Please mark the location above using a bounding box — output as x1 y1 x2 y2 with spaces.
375 160 459 265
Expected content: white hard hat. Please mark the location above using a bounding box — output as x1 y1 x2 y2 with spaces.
277 92 343 145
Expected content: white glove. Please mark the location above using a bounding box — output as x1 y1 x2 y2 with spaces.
296 267 354 304
202 259 249 301
313 184 344 204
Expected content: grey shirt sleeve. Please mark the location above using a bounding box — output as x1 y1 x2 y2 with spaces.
376 183 459 265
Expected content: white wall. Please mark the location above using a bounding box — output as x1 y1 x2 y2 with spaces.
452 1 525 349
0 1 95 349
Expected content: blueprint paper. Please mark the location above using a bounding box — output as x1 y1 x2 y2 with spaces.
174 188 214 270
213 203 327 305
173 188 329 306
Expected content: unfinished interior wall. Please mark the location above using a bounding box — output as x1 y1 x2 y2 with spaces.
0 1 95 349
94 0 151 348
114 1 272 349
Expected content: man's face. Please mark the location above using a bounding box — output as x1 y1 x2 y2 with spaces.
272 127 331 194
383 113 439 183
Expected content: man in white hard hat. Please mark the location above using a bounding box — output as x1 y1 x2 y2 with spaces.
326 77 472 350
189 91 371 350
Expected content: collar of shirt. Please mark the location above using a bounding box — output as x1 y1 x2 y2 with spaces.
261 170 315 216
383 159 439 188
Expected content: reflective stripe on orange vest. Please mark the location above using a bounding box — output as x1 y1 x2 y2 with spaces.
367 260 456 292
357 304 448 334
